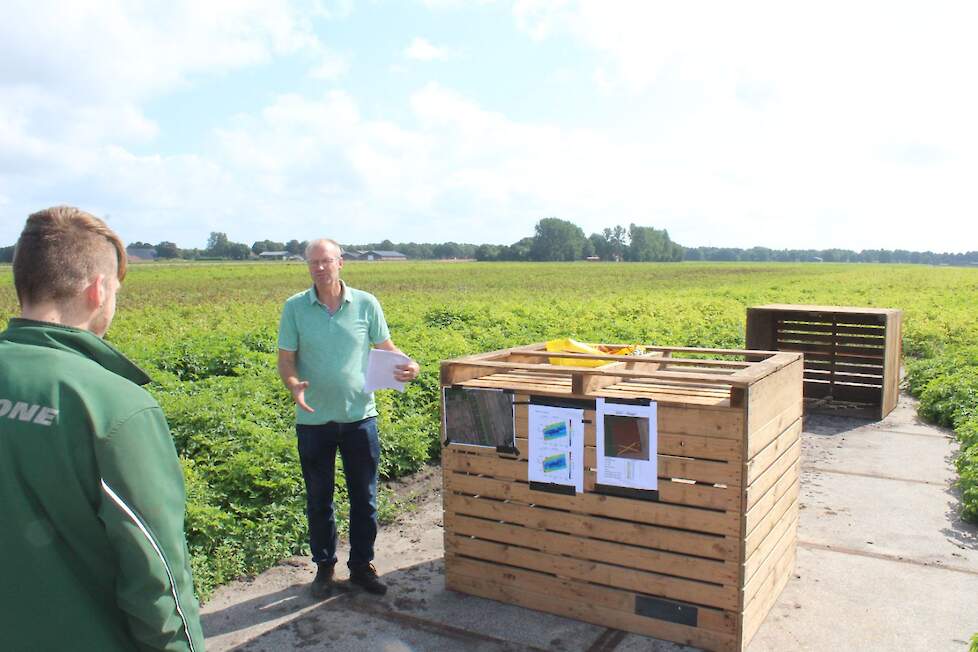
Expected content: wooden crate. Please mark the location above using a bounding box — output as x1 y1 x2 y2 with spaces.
440 343 803 652
745 304 902 419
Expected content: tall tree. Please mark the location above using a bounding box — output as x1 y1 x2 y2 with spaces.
285 239 304 255
252 240 286 255
206 232 229 256
588 233 611 260
155 241 180 259
627 224 681 261
530 217 587 261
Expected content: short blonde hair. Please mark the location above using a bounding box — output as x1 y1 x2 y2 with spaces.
13 206 127 306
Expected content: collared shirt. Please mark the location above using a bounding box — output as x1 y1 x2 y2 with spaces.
277 282 391 425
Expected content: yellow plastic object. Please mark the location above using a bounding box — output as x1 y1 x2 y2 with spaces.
545 338 635 367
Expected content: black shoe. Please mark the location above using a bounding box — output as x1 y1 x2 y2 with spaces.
348 563 387 595
310 562 335 599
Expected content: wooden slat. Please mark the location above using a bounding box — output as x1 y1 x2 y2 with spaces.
583 473 740 511
741 545 795 646
477 428 744 465
777 322 885 336
444 512 738 584
746 401 802 459
745 439 801 510
744 482 799 557
442 445 739 509
654 405 745 440
515 406 746 449
514 350 750 368
744 530 798 609
743 510 798 583
445 565 740 652
443 472 740 536
598 386 731 407
746 358 803 439
746 419 802 486
755 303 898 316
448 445 740 487
798 351 889 367
805 359 884 375
882 311 902 418
804 370 883 384
447 556 738 635
611 381 732 398
445 493 738 560
744 459 800 535
766 308 888 325
465 376 573 394
515 401 745 440
775 340 885 358
447 360 749 387
775 331 885 348
446 535 739 610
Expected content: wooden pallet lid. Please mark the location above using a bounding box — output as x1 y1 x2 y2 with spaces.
441 342 801 398
749 303 901 316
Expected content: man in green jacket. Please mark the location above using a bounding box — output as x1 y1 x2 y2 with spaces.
0 206 204 651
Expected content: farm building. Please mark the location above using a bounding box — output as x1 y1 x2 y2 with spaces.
359 250 408 261
258 251 289 260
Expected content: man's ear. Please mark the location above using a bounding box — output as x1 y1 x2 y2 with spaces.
83 273 107 310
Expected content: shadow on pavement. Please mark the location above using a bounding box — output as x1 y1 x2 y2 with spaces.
202 579 350 639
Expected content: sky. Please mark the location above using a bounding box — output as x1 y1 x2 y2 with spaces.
1 0 976 252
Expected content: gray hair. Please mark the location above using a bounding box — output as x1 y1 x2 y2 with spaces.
304 238 343 259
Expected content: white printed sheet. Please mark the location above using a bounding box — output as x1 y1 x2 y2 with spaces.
527 404 585 493
595 398 658 491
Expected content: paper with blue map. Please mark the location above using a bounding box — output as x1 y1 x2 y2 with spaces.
528 404 584 492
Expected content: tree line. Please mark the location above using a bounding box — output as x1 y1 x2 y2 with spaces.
2 216 976 266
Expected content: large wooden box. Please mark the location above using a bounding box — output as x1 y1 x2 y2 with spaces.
746 304 902 419
440 343 803 652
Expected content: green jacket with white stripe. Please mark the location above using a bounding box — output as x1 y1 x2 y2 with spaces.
0 318 204 652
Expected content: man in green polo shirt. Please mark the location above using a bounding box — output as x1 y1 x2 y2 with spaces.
277 238 419 598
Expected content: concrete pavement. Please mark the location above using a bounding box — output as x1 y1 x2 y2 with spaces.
201 393 977 651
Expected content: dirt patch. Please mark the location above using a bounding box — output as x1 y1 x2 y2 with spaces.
201 463 446 651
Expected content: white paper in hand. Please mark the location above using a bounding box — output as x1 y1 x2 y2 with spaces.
364 349 411 393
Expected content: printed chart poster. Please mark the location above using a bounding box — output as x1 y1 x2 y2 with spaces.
528 405 585 493
595 398 658 491
443 387 516 450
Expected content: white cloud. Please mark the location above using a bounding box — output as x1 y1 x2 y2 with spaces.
308 49 350 80
500 1 978 251
0 1 333 244
405 37 449 61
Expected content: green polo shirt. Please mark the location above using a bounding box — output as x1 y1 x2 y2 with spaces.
278 283 391 425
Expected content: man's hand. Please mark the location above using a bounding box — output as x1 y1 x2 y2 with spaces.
394 360 420 383
375 339 420 383
290 380 315 413
278 349 314 412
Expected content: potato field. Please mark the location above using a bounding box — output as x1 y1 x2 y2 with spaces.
2 261 976 599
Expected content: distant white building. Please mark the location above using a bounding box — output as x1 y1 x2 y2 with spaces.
361 250 407 261
259 251 289 260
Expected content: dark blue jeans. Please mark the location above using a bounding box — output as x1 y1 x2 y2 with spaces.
296 417 380 568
